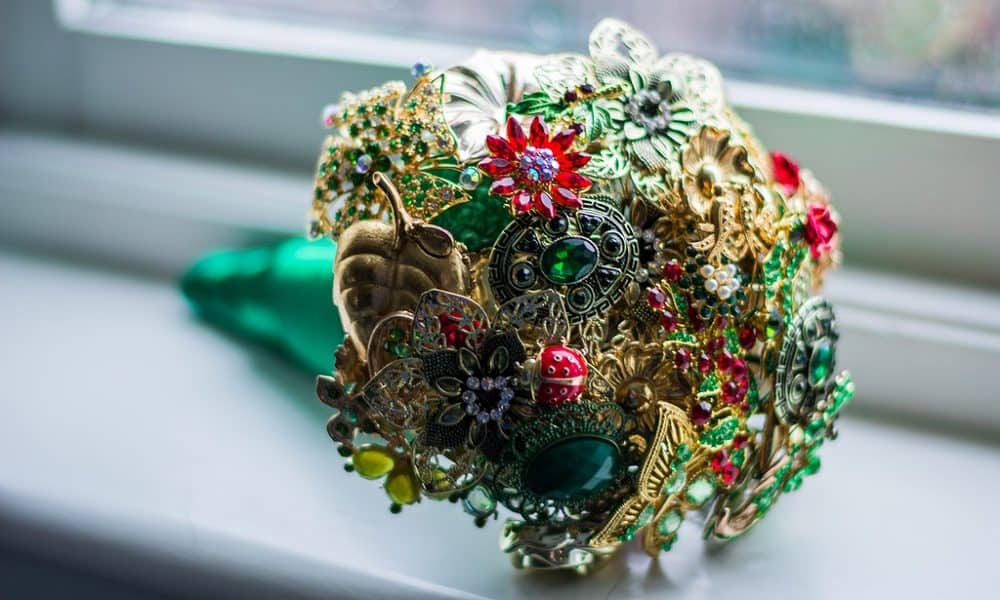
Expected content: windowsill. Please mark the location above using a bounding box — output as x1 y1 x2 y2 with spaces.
1 249 996 598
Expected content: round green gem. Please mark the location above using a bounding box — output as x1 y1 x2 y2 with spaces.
523 435 621 501
539 236 599 285
462 485 496 517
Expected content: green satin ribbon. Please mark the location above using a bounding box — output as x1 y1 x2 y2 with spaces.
181 237 344 374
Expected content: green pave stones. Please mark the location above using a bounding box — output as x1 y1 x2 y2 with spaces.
685 476 716 506
539 236 599 284
524 435 622 501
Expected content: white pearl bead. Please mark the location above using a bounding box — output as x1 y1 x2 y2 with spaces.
725 264 738 276
704 279 719 293
715 270 729 283
718 286 732 300
700 265 715 278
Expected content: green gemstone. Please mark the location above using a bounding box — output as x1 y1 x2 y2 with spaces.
657 511 682 536
685 476 716 505
635 505 654 528
809 340 835 386
539 236 599 285
462 485 496 517
676 444 692 461
663 469 686 495
523 435 622 501
431 196 512 252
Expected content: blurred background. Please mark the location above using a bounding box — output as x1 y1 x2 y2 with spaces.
1 1 998 598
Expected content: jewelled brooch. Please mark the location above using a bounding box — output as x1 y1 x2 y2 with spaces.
309 18 853 574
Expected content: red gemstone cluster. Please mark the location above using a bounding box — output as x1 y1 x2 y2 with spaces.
479 116 592 218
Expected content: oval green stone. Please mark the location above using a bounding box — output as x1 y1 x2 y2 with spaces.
524 435 621 501
809 339 835 386
539 236 599 285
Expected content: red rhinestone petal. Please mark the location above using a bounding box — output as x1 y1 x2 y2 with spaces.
506 116 527 152
562 152 591 169
534 190 556 218
553 186 582 208
548 129 576 153
489 176 516 196
478 156 514 177
486 134 516 160
739 326 757 349
511 191 533 213
555 170 592 190
529 116 548 148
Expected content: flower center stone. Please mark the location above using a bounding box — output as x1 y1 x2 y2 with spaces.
519 146 560 183
626 86 672 134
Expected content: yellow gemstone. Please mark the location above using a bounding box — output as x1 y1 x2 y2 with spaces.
385 471 420 505
353 445 395 479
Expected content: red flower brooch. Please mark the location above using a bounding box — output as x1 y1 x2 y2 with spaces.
803 202 838 258
479 116 592 218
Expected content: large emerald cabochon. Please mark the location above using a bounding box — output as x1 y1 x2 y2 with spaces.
539 236 599 285
523 435 622 501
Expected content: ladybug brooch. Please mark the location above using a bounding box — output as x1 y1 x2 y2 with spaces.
536 344 588 408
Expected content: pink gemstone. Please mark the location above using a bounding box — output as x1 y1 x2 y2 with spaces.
691 401 712 425
698 352 713 374
660 311 677 332
731 360 748 381
722 464 739 485
717 351 734 373
722 380 741 404
647 288 667 310
739 327 757 349
663 261 683 282
674 348 692 370
711 450 729 472
733 434 749 449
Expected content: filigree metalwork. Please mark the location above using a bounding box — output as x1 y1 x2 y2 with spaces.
591 403 695 547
